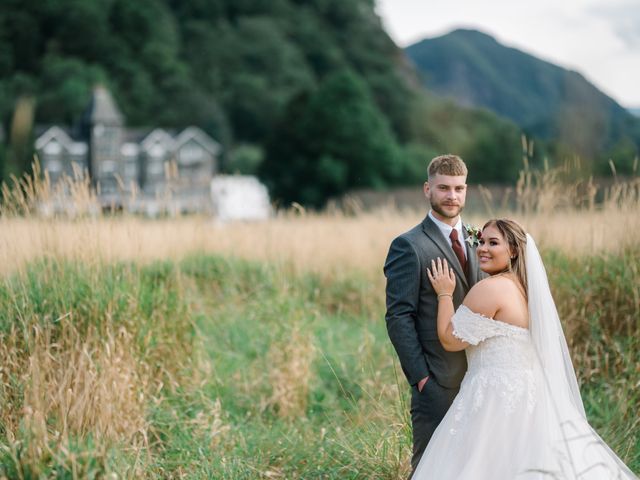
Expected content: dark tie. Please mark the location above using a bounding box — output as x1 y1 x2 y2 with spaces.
449 228 467 273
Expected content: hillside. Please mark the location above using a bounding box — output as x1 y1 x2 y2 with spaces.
406 29 640 170
0 0 414 141
0 1 533 205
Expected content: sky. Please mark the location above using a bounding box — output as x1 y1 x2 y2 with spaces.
375 0 640 109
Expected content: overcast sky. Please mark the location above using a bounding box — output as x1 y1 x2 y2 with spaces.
375 0 640 108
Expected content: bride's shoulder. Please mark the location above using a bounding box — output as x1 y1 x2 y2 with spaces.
464 276 513 318
468 275 513 296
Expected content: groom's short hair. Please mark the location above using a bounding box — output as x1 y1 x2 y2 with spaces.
428 154 468 179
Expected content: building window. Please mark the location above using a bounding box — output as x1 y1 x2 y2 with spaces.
124 162 137 178
44 155 63 173
94 127 119 161
149 144 165 159
101 160 117 175
179 143 203 165
43 141 62 155
148 160 164 177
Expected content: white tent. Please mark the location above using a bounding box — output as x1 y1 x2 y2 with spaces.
210 175 272 222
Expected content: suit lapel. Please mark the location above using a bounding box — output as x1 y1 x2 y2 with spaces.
422 216 469 289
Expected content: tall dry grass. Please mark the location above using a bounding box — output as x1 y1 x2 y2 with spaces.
0 256 195 476
1 319 150 475
512 153 640 254
1 163 639 281
264 326 316 418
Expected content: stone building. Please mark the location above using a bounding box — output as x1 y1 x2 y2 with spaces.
35 86 221 212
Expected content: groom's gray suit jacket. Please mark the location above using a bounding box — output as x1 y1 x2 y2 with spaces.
384 215 483 389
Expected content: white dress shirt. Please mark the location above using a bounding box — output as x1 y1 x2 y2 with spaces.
428 211 467 259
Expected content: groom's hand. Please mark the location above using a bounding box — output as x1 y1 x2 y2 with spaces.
418 375 429 392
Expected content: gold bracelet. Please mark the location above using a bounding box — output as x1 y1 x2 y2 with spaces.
437 293 453 300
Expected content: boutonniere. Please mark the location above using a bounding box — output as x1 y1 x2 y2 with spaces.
464 224 482 247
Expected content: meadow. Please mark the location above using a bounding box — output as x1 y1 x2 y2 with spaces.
0 165 639 478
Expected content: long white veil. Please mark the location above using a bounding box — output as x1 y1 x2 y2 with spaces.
525 234 638 478
525 233 586 419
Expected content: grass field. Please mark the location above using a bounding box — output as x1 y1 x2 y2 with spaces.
0 167 638 478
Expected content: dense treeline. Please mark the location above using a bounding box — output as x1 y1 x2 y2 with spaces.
0 0 523 206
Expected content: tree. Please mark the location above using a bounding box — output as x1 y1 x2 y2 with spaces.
261 70 401 207
36 56 106 124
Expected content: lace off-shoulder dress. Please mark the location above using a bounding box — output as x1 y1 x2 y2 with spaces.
412 305 638 480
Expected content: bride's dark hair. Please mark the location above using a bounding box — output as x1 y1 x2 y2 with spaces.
482 219 528 298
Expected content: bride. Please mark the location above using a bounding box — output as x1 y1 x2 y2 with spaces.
413 219 638 479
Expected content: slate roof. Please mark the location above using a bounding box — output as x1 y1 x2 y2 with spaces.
81 85 123 126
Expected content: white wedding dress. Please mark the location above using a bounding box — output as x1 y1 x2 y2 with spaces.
412 236 638 480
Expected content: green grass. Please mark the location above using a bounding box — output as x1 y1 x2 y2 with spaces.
1 251 638 478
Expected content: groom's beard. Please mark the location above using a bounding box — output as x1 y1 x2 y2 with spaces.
430 199 465 219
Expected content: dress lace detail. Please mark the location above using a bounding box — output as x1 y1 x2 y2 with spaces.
451 305 528 345
449 305 537 434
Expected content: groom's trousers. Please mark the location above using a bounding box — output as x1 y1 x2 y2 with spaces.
410 377 460 477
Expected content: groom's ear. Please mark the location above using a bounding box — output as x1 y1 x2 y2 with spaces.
423 181 430 197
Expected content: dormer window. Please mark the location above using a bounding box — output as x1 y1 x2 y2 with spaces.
149 144 165 158
179 143 203 165
43 141 62 155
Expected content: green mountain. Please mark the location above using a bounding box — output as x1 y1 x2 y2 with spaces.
406 29 640 171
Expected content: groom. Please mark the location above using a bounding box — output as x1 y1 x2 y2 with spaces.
384 154 483 475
